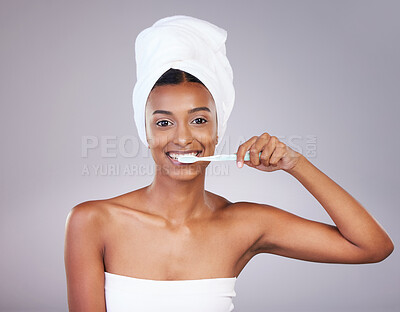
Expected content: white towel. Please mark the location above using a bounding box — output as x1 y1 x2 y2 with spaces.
132 15 235 149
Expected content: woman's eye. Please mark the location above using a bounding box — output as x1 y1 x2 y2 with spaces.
156 120 172 127
192 118 207 124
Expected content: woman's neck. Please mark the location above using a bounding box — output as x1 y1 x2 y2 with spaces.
145 171 211 226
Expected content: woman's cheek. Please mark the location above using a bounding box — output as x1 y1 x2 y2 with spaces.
147 125 171 148
196 129 217 150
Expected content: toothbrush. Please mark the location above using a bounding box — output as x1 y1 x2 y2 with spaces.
177 151 261 163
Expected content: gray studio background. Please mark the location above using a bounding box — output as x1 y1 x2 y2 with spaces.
1 0 399 311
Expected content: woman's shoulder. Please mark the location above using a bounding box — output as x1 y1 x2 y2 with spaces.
207 194 279 222
66 200 111 231
205 191 272 215
66 187 147 225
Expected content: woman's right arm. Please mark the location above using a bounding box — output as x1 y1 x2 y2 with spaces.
64 201 106 312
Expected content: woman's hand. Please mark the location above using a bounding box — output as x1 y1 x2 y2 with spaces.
236 132 302 172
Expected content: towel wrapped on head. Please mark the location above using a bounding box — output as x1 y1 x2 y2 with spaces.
132 15 235 149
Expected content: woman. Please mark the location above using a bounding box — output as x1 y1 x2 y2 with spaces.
64 16 394 312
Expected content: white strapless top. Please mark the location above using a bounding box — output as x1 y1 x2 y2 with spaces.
105 272 237 312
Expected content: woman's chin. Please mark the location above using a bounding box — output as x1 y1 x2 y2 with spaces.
155 163 206 180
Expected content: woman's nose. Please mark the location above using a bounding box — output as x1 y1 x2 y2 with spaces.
173 123 193 146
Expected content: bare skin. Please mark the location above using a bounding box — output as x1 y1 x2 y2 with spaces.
64 82 394 311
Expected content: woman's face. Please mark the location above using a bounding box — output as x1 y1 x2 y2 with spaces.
145 82 218 180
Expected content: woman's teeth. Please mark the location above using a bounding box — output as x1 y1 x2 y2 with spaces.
167 152 199 160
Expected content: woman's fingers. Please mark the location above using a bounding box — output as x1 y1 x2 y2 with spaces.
237 133 278 167
258 135 279 167
249 133 271 166
269 142 287 166
236 136 258 167
236 133 300 172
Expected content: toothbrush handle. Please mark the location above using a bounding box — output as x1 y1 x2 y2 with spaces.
204 151 262 161
242 151 261 161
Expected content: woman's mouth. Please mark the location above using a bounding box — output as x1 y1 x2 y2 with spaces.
165 150 202 164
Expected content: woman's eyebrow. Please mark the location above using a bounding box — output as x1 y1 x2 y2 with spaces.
152 107 211 115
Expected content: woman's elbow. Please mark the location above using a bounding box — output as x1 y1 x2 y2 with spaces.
365 240 394 263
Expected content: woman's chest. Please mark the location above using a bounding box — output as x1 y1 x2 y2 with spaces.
103 210 257 279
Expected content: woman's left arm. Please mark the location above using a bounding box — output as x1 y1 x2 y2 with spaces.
236 133 394 263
